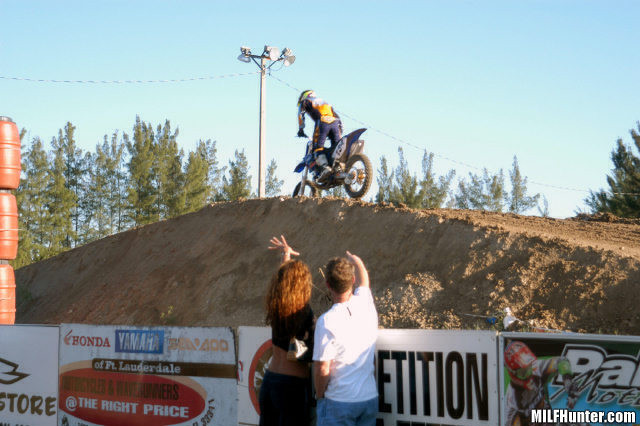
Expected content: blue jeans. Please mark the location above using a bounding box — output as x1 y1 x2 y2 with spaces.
316 397 378 426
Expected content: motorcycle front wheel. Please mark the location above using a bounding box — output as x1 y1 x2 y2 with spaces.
343 154 372 199
293 181 319 197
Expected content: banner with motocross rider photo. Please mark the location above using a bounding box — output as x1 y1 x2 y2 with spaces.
500 332 640 426
57 324 237 426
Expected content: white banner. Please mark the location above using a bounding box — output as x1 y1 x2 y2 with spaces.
236 327 499 426
0 324 59 426
58 324 236 426
376 329 499 426
236 326 271 426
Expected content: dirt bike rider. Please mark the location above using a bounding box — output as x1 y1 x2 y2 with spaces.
504 340 580 426
297 90 343 183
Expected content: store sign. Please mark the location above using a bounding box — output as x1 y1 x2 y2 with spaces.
0 325 59 426
500 332 640 426
58 324 236 426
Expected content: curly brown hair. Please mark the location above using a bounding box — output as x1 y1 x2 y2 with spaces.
265 260 312 337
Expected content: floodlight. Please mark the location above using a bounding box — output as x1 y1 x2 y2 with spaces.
240 46 252 55
265 46 280 61
237 54 251 63
283 55 296 67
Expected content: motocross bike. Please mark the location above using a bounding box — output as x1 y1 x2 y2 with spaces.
292 128 373 199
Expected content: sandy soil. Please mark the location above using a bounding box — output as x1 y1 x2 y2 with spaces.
15 197 640 335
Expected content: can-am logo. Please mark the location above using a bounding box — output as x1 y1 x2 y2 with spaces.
556 344 640 406
115 329 164 354
0 358 29 385
64 330 111 347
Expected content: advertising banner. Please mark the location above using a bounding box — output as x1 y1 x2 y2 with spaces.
500 332 640 426
376 329 499 426
236 326 271 426
58 324 236 426
0 325 59 426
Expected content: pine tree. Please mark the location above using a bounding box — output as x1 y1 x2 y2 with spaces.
265 159 283 197
389 147 421 207
221 149 252 201
201 139 223 202
14 136 50 267
419 150 455 209
455 168 505 212
104 132 129 232
376 156 394 203
152 120 184 219
126 117 158 225
58 123 85 247
183 145 210 213
507 156 539 214
586 123 640 217
47 134 76 255
79 151 100 242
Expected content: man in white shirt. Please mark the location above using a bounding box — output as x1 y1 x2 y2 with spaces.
313 252 378 426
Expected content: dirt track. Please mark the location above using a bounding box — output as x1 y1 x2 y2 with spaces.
15 197 640 335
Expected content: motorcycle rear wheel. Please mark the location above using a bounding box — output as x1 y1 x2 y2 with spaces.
293 181 319 197
343 154 372 199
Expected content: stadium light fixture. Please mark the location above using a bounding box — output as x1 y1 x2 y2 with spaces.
236 45 295 198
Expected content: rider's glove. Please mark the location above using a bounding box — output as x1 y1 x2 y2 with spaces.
297 129 307 138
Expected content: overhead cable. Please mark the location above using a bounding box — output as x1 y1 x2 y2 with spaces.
269 74 640 197
0 71 260 84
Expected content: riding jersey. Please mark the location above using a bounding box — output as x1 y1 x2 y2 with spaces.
298 95 340 131
505 357 560 426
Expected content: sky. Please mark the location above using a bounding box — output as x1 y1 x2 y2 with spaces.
1 0 639 218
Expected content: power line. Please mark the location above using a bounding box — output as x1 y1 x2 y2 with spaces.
269 74 640 197
0 71 260 84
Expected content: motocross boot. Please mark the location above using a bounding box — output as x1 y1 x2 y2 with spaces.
315 153 332 183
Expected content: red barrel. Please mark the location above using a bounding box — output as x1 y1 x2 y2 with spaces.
0 264 15 324
0 117 21 189
0 193 18 259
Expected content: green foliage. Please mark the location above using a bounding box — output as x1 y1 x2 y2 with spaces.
265 159 283 197
455 168 506 212
221 149 252 201
328 186 347 198
375 156 394 203
586 123 640 217
13 117 232 269
14 136 50 268
184 145 210 213
377 148 454 208
507 156 539 214
390 147 422 207
126 117 158 225
419 151 455 209
48 130 76 254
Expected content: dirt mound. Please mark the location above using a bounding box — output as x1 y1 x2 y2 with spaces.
15 197 640 335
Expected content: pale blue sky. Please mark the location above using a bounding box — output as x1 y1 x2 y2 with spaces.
2 1 639 218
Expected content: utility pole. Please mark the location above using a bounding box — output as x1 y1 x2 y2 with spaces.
237 46 296 198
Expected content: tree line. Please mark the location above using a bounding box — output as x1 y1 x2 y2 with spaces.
28 116 640 270
375 148 544 215
15 116 284 269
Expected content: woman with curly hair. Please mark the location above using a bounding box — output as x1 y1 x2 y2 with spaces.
259 235 316 426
